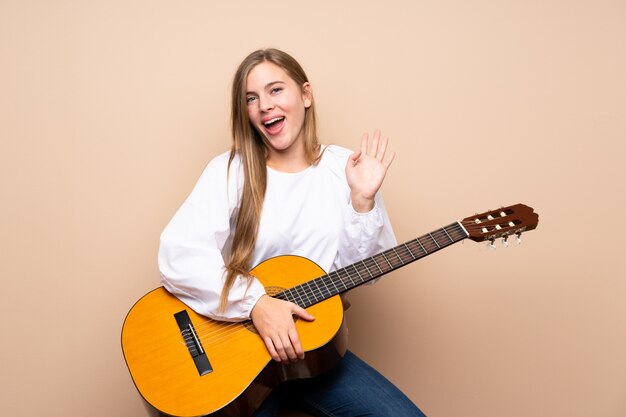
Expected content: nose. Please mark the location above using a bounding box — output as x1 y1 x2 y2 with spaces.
259 95 274 112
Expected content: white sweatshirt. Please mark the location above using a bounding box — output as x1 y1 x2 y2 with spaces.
158 145 397 321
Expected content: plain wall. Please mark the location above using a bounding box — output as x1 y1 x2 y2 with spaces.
2 1 625 416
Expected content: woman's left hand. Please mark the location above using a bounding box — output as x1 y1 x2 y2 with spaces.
346 130 395 212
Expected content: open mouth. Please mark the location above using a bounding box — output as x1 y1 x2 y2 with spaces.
262 117 285 135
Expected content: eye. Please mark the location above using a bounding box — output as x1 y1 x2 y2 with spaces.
246 96 257 104
270 87 283 95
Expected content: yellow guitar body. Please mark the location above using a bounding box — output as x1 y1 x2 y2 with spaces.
122 204 539 416
122 255 347 417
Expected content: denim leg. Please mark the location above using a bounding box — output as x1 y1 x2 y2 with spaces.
285 350 427 417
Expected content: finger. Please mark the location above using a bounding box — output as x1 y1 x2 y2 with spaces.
360 133 368 154
376 136 388 160
279 333 298 362
383 151 396 168
370 130 381 155
292 305 315 322
289 327 305 360
263 337 281 362
368 131 380 156
272 338 289 363
349 149 362 165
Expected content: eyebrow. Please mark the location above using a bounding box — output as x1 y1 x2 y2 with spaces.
246 80 285 95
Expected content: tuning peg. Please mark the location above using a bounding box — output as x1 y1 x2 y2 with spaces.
488 238 496 251
516 232 522 245
501 235 509 247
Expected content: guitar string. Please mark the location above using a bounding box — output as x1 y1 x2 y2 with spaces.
185 278 329 337
189 227 460 341
188 280 337 345
187 220 485 341
143 222 517 353
182 226 467 347
187 231 466 349
180 323 254 357
170 221 525 350
460 220 526 234
186 274 332 344
186 224 486 347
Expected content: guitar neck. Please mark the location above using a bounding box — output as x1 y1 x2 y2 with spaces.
275 221 469 308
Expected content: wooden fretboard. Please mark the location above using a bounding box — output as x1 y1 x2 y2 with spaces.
274 221 468 308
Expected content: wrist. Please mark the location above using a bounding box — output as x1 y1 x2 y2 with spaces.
250 294 269 319
350 193 375 213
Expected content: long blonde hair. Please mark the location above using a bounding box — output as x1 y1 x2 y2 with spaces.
220 48 320 311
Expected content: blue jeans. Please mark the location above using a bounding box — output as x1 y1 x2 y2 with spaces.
252 350 427 417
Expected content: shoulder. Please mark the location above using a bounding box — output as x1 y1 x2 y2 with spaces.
207 149 240 170
188 150 243 200
199 150 241 179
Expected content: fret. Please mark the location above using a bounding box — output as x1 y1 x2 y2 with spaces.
290 286 303 305
291 288 302 304
274 221 469 309
311 278 325 301
415 237 428 255
337 268 352 289
391 247 405 265
367 256 384 274
351 264 365 284
293 286 305 306
335 268 348 290
428 232 441 249
322 275 336 297
380 251 393 269
456 222 469 239
321 273 333 297
326 273 341 295
400 243 416 261
303 281 317 304
364 257 384 277
360 260 375 279
314 277 327 301
283 288 296 304
394 245 406 261
294 285 310 307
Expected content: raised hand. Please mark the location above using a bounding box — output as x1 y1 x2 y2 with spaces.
250 295 315 363
345 130 395 212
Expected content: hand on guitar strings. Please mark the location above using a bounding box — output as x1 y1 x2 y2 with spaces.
346 129 395 213
250 294 315 363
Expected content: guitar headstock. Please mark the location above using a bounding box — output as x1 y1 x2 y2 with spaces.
462 204 539 244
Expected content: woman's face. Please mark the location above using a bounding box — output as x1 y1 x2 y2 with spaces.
245 61 311 161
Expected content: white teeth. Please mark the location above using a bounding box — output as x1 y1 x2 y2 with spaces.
263 117 284 126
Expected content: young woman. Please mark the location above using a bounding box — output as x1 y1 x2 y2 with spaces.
158 48 426 417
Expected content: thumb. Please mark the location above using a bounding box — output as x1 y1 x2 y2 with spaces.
292 305 315 322
348 150 362 165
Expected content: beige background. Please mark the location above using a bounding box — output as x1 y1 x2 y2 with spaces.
2 0 625 416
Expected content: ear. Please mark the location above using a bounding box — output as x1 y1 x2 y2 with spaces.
302 82 312 108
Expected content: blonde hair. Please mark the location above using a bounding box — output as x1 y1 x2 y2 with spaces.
220 48 320 311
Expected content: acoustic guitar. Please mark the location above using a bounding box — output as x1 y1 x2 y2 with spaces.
121 203 538 417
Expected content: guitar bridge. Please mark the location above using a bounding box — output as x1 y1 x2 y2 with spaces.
174 310 213 376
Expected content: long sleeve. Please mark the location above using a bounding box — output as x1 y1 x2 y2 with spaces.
158 152 266 321
318 146 397 271
158 145 396 321
334 192 397 270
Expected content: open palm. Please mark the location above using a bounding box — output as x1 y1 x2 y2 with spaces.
345 130 395 212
